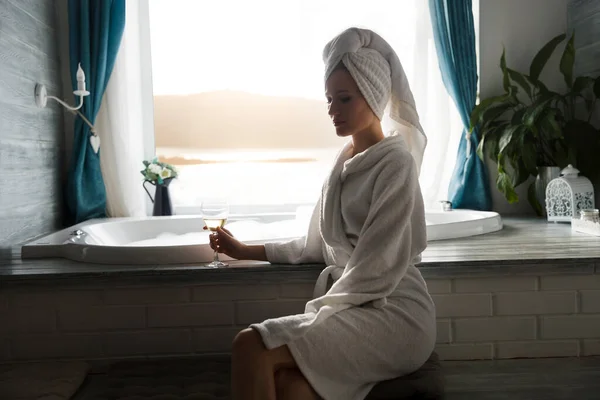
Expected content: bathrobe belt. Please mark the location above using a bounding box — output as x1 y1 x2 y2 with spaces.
313 265 409 309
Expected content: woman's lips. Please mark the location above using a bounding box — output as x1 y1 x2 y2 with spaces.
333 120 346 127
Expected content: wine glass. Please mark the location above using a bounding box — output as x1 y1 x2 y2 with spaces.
201 199 230 268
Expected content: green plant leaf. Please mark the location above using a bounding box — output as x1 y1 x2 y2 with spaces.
497 169 519 203
511 108 527 125
521 136 538 176
523 95 558 127
532 79 552 99
498 125 521 154
572 76 594 95
528 181 544 216
476 134 486 161
469 93 512 132
559 34 576 88
540 110 562 139
507 68 532 98
480 103 514 128
529 33 566 82
500 48 510 92
479 121 508 162
594 76 600 99
511 157 531 187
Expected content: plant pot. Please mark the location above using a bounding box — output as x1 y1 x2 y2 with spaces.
143 178 174 216
535 166 561 216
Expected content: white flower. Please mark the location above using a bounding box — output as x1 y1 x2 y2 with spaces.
160 168 172 179
149 164 162 174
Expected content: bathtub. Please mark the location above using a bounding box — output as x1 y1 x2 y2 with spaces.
21 209 502 265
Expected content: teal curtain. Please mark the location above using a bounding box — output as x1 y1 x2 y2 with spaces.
66 0 126 223
429 0 492 210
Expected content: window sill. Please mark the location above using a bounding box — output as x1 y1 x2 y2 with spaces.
2 257 598 289
4 218 600 287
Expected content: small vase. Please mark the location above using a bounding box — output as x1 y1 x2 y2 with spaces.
143 178 174 216
535 166 561 216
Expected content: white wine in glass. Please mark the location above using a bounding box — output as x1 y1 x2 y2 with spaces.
201 199 230 268
203 218 227 232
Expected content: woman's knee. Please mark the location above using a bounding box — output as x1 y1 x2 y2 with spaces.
232 328 265 357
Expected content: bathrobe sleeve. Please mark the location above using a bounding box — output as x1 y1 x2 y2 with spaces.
264 198 325 264
308 155 427 310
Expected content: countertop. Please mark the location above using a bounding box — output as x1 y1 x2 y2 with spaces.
1 217 599 286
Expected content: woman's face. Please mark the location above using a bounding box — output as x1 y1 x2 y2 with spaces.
325 68 379 137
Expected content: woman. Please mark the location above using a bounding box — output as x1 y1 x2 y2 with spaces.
210 27 436 400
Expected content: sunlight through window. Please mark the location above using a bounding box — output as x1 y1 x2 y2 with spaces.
148 0 462 212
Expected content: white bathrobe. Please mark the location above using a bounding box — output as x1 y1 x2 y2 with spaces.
251 133 436 400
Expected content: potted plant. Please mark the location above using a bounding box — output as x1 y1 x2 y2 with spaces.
469 33 600 215
141 158 179 216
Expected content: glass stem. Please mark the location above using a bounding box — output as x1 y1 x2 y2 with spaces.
213 250 219 263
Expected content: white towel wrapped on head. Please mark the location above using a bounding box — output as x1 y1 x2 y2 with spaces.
323 27 427 172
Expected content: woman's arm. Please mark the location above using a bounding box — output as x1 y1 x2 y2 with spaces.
263 198 324 264
209 227 267 260
211 199 324 264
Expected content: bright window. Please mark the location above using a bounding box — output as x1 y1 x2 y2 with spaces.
148 0 465 215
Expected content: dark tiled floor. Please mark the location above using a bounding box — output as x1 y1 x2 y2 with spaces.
73 356 600 400
444 357 600 400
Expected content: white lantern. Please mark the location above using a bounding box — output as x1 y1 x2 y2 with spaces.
545 164 595 222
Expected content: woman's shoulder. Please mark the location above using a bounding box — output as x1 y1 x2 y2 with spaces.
376 141 417 174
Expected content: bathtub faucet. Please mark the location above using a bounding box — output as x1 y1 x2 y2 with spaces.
439 200 452 212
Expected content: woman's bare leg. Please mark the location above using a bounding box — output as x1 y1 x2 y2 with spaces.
232 328 314 400
275 368 321 400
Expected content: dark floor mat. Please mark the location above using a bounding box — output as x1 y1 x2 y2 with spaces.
75 353 444 400
0 361 90 400
75 356 231 400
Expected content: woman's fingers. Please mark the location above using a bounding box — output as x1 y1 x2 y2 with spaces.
217 226 233 237
209 228 237 256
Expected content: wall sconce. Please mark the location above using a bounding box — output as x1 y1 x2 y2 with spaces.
34 63 100 153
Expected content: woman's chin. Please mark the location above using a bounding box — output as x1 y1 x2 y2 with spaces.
335 126 352 137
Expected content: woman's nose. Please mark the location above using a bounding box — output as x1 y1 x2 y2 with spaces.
328 102 339 117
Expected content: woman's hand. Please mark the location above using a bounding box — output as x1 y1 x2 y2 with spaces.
207 226 247 260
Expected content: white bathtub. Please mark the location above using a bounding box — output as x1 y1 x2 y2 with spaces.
21 209 502 265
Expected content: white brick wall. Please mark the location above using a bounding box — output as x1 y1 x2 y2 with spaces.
147 303 234 327
583 339 600 356
454 276 538 293
1 273 600 363
425 279 452 294
454 317 536 342
59 306 146 331
432 294 492 317
495 291 577 315
10 334 103 360
5 307 56 333
541 316 600 339
435 344 493 360
436 320 451 344
581 290 600 313
103 329 192 356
